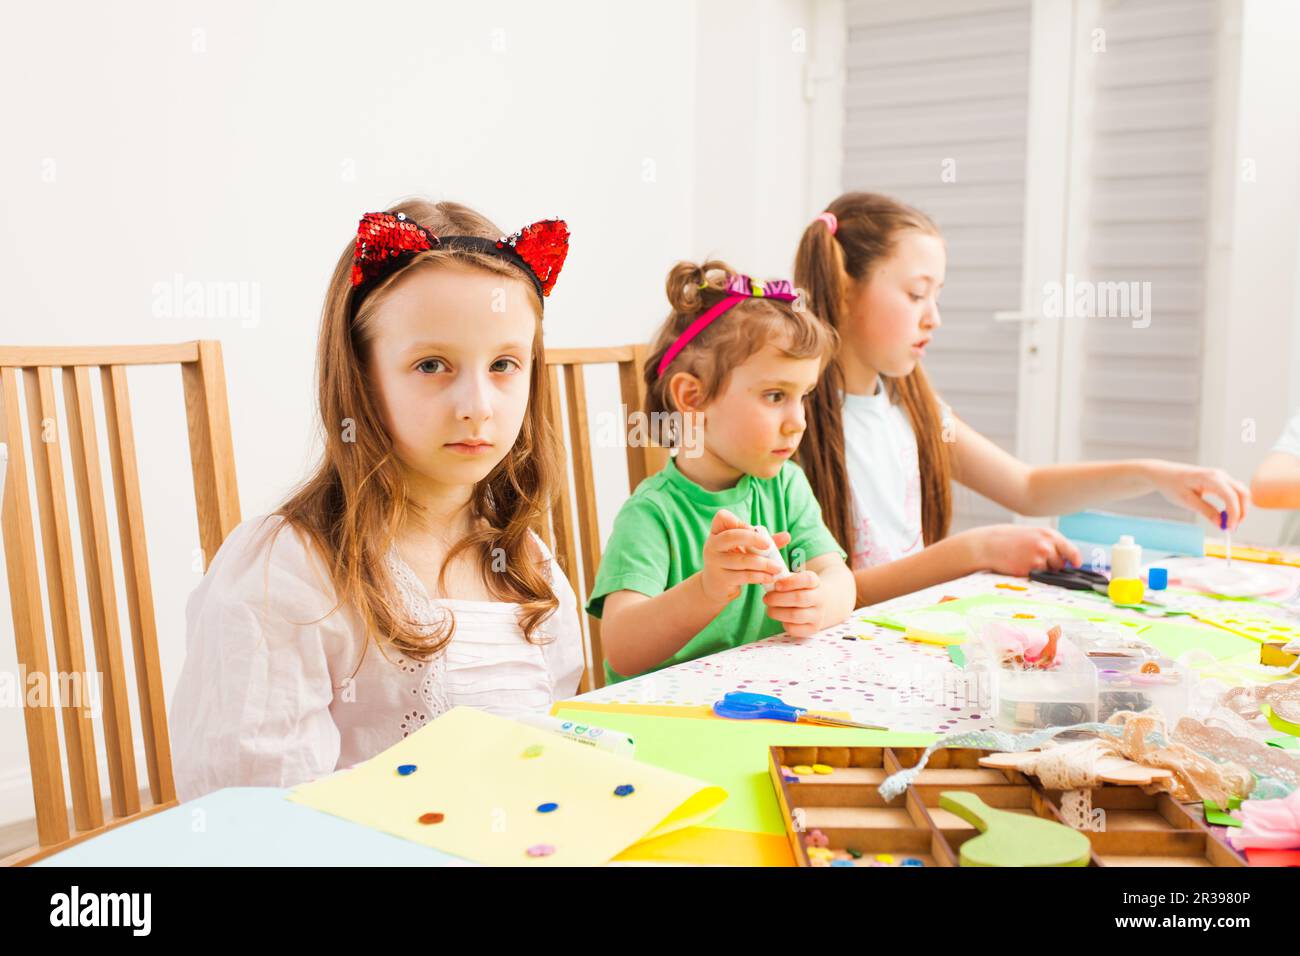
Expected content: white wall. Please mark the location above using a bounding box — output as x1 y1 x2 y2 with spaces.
0 0 826 829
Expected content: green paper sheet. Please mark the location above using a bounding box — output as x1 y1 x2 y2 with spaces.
1203 797 1244 827
554 706 934 835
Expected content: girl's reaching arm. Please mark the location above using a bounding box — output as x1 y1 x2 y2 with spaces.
949 417 1250 528
851 523 1080 607
1251 451 1300 509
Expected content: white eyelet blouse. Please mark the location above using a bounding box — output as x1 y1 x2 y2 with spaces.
169 514 584 802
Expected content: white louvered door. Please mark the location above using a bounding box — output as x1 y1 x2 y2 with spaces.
843 0 1033 533
1055 0 1224 520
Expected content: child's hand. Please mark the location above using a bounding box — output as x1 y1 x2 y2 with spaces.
763 562 827 638
969 524 1080 577
699 509 786 605
1145 460 1251 530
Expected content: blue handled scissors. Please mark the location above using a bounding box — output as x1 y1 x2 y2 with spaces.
712 692 887 731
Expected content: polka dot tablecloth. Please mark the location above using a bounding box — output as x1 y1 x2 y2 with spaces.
571 566 1300 734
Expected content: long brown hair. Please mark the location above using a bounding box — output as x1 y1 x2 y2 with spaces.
793 192 953 554
644 260 837 442
272 198 564 667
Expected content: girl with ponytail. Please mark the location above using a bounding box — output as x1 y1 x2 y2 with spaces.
794 192 1250 606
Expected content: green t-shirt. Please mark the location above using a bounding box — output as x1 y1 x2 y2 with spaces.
586 457 846 684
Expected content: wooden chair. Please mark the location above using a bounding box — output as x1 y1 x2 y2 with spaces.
541 345 667 693
0 341 240 865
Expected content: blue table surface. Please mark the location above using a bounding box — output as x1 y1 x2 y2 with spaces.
34 788 469 867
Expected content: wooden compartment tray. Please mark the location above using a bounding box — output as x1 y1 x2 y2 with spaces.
770 745 1244 868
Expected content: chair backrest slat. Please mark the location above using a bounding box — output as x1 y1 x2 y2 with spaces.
0 367 71 846
101 365 175 805
620 346 655 489
561 364 605 688
181 341 241 571
61 365 141 819
542 346 665 692
20 367 104 833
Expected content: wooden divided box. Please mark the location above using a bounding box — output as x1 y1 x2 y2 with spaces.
770 745 1244 868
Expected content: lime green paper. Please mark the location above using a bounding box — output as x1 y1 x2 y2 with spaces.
1203 796 1243 827
554 705 933 834
287 707 727 866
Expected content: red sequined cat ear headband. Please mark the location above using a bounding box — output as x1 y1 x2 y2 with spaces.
350 211 569 309
657 272 798 378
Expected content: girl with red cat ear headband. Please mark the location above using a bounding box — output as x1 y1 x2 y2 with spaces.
171 200 582 801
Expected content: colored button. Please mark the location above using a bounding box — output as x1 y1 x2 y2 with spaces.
536 802 559 813
831 859 854 867
792 765 814 774
613 784 635 797
526 844 555 858
812 764 834 775
847 847 863 859
874 854 894 864
522 744 544 758
396 764 417 776
418 812 444 825
901 857 925 867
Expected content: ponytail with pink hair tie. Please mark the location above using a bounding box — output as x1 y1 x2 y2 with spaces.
814 211 838 236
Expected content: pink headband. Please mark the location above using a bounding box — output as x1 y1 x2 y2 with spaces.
814 212 838 235
656 273 797 379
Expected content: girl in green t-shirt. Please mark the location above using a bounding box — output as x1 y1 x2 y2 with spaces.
587 261 857 682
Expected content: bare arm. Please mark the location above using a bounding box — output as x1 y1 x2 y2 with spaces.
852 525 1081 607
852 532 979 607
600 509 785 678
950 418 1250 528
601 539 858 676
600 577 730 679
1252 451 1300 509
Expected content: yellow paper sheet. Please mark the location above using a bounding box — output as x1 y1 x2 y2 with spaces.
613 825 795 866
287 707 727 866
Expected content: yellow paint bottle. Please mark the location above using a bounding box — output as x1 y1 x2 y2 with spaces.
1107 535 1145 606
